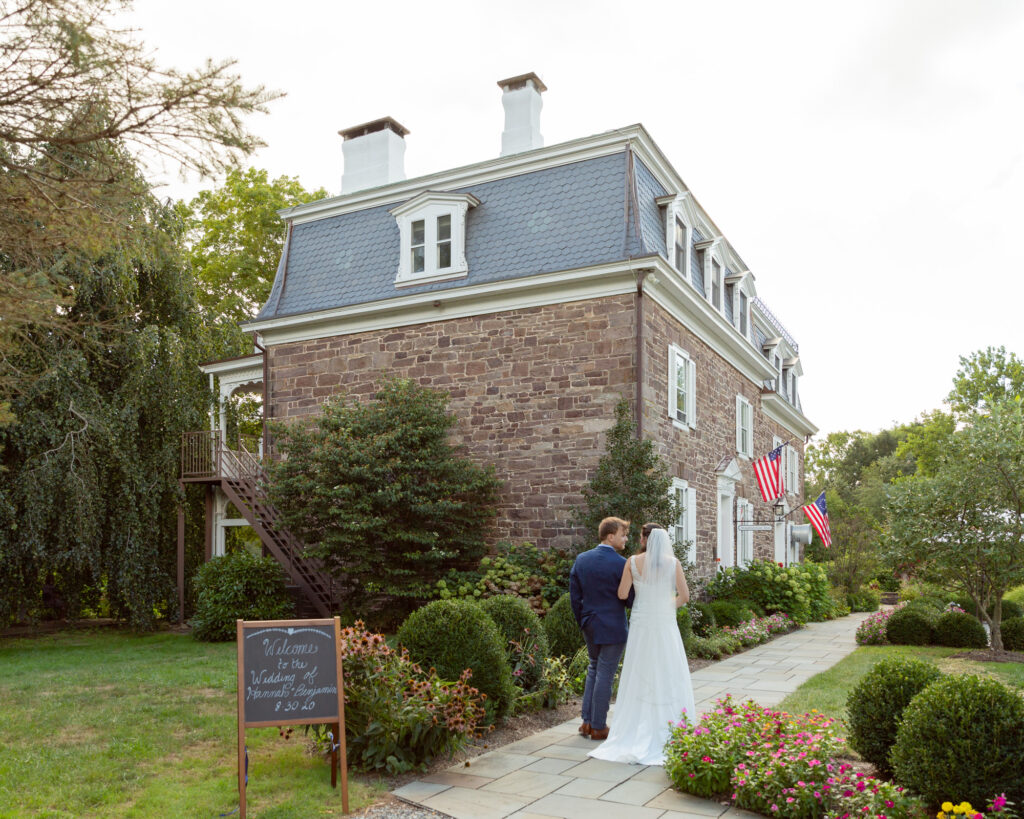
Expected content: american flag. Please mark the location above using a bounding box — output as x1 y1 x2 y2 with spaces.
802 491 832 547
752 445 784 503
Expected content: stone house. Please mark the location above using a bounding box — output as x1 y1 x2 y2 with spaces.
184 73 816 615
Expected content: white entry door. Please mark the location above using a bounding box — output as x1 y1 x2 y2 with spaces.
718 491 735 568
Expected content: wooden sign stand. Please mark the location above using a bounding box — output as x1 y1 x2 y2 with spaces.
236 617 348 817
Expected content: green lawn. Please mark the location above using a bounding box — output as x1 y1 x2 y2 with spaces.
778 643 1024 725
0 628 385 818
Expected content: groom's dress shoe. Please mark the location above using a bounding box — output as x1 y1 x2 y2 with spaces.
578 722 591 737
589 727 610 740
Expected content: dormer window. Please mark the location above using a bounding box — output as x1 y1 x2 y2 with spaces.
390 191 480 287
711 258 722 309
674 217 686 271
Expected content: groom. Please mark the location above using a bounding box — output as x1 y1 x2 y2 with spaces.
569 516 635 740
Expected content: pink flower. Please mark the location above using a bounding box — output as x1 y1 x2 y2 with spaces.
993 795 1008 811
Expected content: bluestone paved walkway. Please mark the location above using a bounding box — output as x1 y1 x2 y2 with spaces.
393 611 872 819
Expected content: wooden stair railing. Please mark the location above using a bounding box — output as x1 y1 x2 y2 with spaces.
219 443 333 618
182 431 334 618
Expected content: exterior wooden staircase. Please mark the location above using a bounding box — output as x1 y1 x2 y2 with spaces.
181 431 334 617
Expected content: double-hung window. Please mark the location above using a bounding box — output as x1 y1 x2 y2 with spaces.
668 344 696 429
671 477 697 565
390 191 479 286
674 217 686 272
736 395 753 458
711 258 722 310
739 291 748 338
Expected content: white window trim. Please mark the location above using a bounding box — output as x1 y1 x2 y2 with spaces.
736 395 753 459
671 477 697 565
773 435 786 493
390 191 480 287
658 193 693 283
668 343 696 431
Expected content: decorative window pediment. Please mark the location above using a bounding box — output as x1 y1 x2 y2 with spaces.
389 191 480 287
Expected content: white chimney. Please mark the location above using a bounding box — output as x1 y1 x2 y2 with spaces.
339 117 409 194
498 73 546 156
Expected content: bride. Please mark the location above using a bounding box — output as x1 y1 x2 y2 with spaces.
587 527 697 765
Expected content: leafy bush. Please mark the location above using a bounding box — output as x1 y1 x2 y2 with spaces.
687 628 742 660
847 588 881 612
933 610 988 648
885 605 935 645
736 597 765 617
190 551 294 642
704 560 831 624
891 675 1024 808
397 599 515 724
337 621 485 773
845 657 942 776
1005 584 1024 608
689 601 716 637
989 599 1024 621
567 646 589 695
874 571 901 592
897 579 948 605
676 605 693 645
1002 617 1024 651
434 542 572 614
479 595 549 693
709 599 746 628
542 593 584 660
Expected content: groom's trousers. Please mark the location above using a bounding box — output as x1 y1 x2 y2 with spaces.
581 630 625 732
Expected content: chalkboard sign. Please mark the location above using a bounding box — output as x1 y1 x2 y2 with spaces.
239 620 340 725
235 618 348 816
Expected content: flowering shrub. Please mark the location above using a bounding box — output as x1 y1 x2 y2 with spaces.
336 621 486 773
665 696 924 818
704 560 832 624
688 613 795 659
688 628 743 660
855 603 903 645
937 795 1019 819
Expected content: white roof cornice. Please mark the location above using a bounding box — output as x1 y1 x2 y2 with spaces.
762 392 818 437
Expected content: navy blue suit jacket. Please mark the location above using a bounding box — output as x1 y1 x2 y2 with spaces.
569 544 635 645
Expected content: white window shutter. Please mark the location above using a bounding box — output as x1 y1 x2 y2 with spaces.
667 349 675 421
688 358 696 428
687 487 698 564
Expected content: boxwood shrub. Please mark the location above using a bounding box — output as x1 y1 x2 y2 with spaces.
542 592 584 661
846 589 881 612
479 594 549 691
885 605 935 645
933 610 987 648
891 674 1024 808
676 605 693 644
845 657 942 776
709 599 746 628
1001 617 1024 651
989 599 1024 621
190 551 294 642
397 599 515 723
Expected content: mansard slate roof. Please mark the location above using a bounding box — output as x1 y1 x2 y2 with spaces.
255 149 668 321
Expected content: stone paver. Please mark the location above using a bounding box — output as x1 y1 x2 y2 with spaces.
393 612 870 819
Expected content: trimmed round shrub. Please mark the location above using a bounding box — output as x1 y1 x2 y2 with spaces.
846 657 942 776
690 601 716 637
709 599 745 628
846 589 881 612
885 605 935 645
933 610 987 648
190 551 294 642
479 594 549 691
1001 616 1024 651
542 593 584 661
891 674 1024 808
735 597 765 617
397 599 515 723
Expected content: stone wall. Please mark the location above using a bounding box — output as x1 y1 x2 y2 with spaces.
267 294 638 550
265 292 806 565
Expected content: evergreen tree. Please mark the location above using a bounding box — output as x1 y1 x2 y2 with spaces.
574 399 679 555
265 378 503 624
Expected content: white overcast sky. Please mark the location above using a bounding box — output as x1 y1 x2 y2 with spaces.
123 0 1024 440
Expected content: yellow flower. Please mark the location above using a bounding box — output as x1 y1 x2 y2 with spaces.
942 804 954 813
938 812 947 819
959 804 973 814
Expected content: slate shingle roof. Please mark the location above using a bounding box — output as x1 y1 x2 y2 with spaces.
256 150 668 321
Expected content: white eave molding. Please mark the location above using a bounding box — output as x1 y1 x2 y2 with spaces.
199 353 263 382
645 256 778 385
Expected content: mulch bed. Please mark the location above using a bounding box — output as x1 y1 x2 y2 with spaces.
949 648 1024 663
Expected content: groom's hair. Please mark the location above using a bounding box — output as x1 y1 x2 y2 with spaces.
598 517 629 540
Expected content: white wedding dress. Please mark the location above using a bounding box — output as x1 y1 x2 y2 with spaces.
588 530 697 765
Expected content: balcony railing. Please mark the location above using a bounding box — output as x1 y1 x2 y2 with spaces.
753 296 799 354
